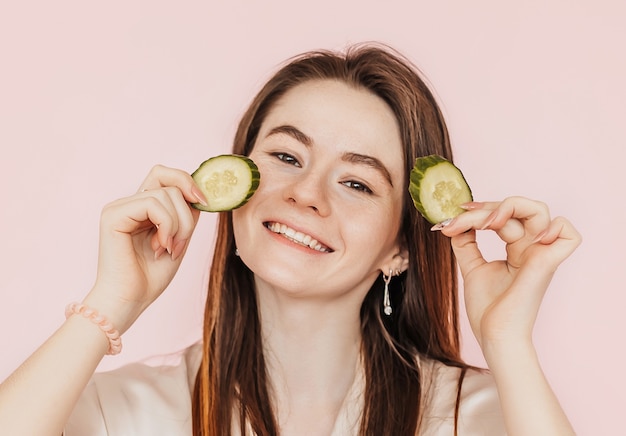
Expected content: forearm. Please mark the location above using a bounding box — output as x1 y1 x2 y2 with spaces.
484 339 575 436
0 315 109 435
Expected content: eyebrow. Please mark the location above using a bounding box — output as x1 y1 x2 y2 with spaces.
266 125 313 147
342 152 393 187
266 124 394 187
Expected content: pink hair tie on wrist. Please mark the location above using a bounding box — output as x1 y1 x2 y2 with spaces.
65 302 122 355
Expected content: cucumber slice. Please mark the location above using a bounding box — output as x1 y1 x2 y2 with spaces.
191 154 260 212
409 155 473 224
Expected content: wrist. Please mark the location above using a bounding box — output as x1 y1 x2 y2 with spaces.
481 336 538 371
81 288 144 335
65 302 122 355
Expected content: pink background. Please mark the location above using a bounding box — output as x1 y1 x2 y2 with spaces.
1 1 624 434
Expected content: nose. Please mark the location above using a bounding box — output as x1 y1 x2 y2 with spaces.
283 168 331 217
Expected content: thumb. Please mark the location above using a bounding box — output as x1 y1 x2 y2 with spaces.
449 230 487 277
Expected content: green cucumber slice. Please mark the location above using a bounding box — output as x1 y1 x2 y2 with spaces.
191 154 260 212
409 155 473 224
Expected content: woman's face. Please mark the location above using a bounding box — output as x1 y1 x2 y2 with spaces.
233 80 406 304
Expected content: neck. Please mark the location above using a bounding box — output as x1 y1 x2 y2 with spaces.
255 280 365 433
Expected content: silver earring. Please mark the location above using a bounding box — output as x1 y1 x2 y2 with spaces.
383 269 393 316
235 247 240 257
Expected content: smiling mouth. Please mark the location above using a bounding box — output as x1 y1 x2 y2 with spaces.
264 222 333 253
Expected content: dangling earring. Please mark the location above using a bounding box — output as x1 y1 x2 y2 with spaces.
383 269 393 316
235 247 240 257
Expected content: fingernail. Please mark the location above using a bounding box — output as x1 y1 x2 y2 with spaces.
191 185 208 207
480 210 498 230
431 218 454 231
171 238 188 261
166 236 173 255
154 246 166 260
459 202 483 210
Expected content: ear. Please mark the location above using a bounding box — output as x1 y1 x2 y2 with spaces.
381 248 410 277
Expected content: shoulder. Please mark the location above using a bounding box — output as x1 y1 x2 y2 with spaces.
419 360 506 435
65 342 203 436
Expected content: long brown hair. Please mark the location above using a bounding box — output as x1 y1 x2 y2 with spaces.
193 43 467 435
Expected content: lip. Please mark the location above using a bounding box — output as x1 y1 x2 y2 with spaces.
263 220 335 253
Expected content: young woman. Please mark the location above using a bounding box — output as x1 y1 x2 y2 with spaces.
0 44 580 435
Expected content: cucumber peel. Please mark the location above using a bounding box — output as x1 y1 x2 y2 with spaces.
191 154 260 212
409 155 473 224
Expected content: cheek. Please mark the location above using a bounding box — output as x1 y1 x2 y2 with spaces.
249 157 285 199
343 202 402 247
231 209 247 247
380 201 404 244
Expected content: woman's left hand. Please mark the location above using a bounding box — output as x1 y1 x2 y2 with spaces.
438 196 582 351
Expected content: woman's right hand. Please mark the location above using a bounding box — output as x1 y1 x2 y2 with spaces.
82 165 207 334
0 164 206 435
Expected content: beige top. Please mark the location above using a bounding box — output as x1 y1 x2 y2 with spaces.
65 342 506 435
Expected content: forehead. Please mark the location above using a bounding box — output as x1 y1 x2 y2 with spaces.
259 80 405 171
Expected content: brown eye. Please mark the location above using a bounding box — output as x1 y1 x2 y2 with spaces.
342 180 372 194
273 152 301 167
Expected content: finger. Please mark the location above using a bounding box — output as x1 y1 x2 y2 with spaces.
103 194 180 253
139 189 181 248
163 186 199 237
528 216 582 271
446 197 553 244
118 185 201 259
480 196 551 239
449 230 487 277
137 164 208 207
437 206 494 235
440 206 526 245
161 186 201 260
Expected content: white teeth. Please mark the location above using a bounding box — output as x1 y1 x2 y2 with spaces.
266 222 330 252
